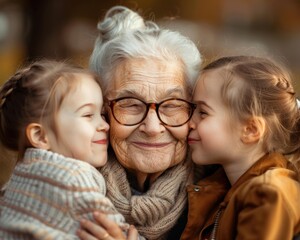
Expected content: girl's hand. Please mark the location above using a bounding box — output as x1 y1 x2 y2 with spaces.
77 212 138 240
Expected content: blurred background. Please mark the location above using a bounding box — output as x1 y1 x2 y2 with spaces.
0 0 300 186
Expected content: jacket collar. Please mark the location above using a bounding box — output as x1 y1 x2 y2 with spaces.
222 152 288 205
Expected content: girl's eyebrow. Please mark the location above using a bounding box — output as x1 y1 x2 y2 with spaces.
75 103 94 112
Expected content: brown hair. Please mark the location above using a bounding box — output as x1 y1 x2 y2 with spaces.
202 56 300 165
0 60 101 161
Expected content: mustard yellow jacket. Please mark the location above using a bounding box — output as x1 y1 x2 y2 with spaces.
181 153 300 240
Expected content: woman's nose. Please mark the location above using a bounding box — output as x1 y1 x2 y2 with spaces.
139 108 165 136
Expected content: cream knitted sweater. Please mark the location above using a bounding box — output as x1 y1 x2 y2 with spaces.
0 148 127 240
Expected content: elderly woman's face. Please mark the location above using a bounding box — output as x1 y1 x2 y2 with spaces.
107 58 189 174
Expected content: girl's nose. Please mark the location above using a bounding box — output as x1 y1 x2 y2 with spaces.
97 117 110 132
188 114 196 130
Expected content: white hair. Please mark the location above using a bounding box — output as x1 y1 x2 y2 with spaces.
89 6 202 94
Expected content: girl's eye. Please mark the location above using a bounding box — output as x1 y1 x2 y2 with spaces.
199 110 208 118
83 114 94 118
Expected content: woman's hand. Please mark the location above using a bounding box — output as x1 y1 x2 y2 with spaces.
77 212 138 240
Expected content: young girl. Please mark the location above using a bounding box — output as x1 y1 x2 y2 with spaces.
0 60 132 239
182 56 300 239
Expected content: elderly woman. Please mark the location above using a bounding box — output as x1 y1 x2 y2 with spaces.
78 6 202 240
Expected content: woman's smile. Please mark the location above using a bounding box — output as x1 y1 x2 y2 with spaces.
132 141 171 148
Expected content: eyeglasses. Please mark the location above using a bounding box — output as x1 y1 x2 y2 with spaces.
108 97 196 127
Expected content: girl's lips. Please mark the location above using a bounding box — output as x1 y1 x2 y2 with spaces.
132 141 171 148
93 139 107 144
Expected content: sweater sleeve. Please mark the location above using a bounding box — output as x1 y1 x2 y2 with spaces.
68 163 129 230
0 152 130 239
236 184 295 240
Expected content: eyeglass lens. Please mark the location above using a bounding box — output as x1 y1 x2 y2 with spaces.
111 98 194 126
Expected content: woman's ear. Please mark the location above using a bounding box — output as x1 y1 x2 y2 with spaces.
241 117 265 144
26 123 50 149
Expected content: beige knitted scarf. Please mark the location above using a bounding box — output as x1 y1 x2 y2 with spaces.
100 153 193 240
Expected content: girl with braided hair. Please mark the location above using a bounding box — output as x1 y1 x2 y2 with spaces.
0 60 139 239
181 55 300 240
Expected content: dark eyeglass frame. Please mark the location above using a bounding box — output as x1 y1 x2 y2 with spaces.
108 97 197 127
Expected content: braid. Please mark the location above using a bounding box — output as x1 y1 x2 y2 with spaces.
0 59 99 161
203 55 300 165
0 72 22 110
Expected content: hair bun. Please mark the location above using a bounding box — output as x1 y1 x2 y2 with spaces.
97 6 146 42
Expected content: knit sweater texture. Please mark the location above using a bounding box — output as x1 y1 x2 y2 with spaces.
0 148 127 240
100 151 193 240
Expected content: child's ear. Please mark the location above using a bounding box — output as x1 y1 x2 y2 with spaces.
241 117 265 144
26 123 50 150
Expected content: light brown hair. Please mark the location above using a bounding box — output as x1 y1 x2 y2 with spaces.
0 60 101 161
202 56 300 165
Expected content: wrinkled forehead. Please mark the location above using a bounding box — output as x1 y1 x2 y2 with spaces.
106 58 188 101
